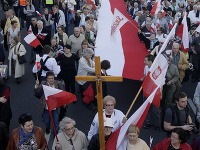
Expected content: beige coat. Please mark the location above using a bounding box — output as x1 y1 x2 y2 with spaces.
8 42 26 78
54 32 68 46
4 16 20 34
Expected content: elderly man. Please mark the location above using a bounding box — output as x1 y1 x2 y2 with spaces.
87 95 126 141
172 42 189 83
88 117 114 150
67 27 85 55
153 11 169 34
52 117 88 150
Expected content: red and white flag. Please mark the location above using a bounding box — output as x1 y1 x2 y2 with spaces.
24 33 42 48
151 0 161 16
42 85 77 111
95 0 148 80
176 12 189 52
106 85 163 150
142 23 177 107
36 11 42 17
86 0 96 10
169 19 173 30
36 33 47 40
27 25 32 34
35 54 41 71
195 25 200 33
111 8 129 37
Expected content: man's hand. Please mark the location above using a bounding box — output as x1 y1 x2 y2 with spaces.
0 96 7 103
122 117 127 123
55 142 61 150
181 124 193 131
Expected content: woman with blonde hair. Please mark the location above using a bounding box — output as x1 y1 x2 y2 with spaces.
120 124 149 150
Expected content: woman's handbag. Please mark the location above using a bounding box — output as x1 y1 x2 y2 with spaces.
17 44 26 64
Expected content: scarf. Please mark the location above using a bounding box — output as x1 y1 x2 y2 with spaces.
19 127 34 146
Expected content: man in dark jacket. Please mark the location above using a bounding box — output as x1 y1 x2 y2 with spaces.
88 117 113 150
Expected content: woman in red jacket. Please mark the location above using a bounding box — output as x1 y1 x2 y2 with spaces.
153 128 192 150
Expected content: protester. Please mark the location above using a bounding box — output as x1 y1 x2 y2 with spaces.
54 26 68 47
120 124 149 150
8 36 26 84
193 82 200 129
163 92 194 137
67 27 85 55
6 113 47 150
52 117 88 150
152 128 192 150
34 71 65 134
50 37 63 58
88 117 113 150
23 0 35 29
87 95 126 141
0 78 12 131
56 44 79 94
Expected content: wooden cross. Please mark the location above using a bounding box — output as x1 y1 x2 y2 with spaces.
76 56 123 150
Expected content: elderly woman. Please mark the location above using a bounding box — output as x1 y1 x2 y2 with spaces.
6 114 47 150
120 125 149 150
77 48 95 104
52 117 88 150
87 95 126 141
153 128 192 150
53 26 68 47
8 36 26 84
50 37 63 58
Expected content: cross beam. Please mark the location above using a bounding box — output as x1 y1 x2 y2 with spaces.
76 56 123 150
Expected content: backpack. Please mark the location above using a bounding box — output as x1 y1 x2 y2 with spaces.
161 104 190 132
40 56 50 71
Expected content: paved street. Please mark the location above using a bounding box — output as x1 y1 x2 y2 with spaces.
0 4 198 149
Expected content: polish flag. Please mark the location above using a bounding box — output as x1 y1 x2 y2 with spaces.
42 85 77 111
176 12 189 53
195 25 200 33
35 54 41 71
95 0 148 80
150 23 157 33
169 19 173 30
106 85 163 150
36 11 42 17
24 33 42 48
156 19 160 29
111 8 129 37
27 25 32 34
87 0 96 10
151 0 161 16
36 33 47 40
142 23 178 107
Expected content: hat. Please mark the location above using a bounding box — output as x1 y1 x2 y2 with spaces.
104 118 114 128
77 10 82 13
82 48 94 57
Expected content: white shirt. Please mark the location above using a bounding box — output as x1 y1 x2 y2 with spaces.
144 65 150 76
188 10 200 24
87 109 125 141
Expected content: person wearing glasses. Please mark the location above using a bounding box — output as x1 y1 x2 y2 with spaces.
150 38 165 56
87 95 126 141
52 117 88 150
152 128 192 150
6 113 47 150
119 124 149 150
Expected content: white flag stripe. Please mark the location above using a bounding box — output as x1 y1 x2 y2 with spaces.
182 13 189 49
35 54 41 62
117 82 164 149
24 33 37 44
42 85 62 100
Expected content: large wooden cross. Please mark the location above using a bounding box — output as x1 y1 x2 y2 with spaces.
76 56 123 150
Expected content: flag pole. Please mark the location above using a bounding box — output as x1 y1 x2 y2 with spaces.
128 20 139 30
48 110 59 142
125 86 143 117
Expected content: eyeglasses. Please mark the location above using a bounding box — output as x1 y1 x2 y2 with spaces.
64 127 74 131
105 104 114 107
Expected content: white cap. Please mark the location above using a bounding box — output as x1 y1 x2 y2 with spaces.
104 118 114 128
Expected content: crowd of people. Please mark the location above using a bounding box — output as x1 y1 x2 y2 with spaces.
0 0 200 149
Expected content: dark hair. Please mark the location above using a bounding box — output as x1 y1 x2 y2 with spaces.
57 26 65 31
85 16 90 22
46 71 55 78
11 20 17 25
43 45 51 54
13 36 19 43
80 25 85 31
171 128 188 144
146 54 155 62
64 44 71 50
101 60 111 70
18 114 33 126
174 92 187 102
